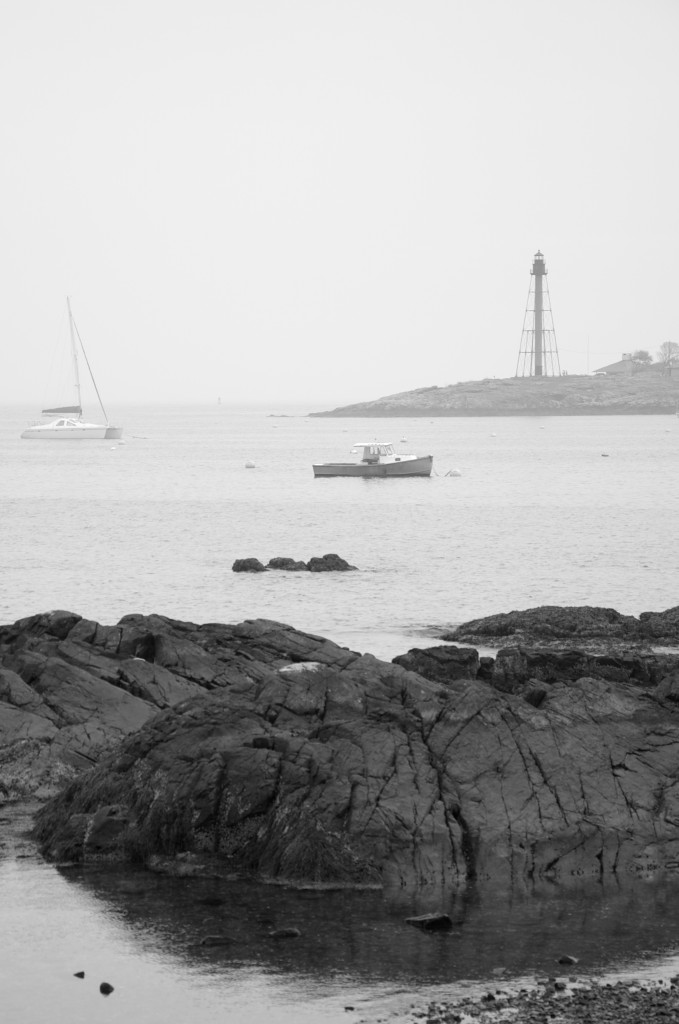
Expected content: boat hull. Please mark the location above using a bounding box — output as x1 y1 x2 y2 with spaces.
21 424 123 440
313 455 433 478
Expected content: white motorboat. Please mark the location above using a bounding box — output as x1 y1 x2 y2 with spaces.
21 298 122 441
313 442 433 478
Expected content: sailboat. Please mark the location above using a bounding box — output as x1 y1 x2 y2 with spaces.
21 298 122 440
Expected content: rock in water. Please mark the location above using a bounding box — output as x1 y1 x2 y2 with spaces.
267 557 308 571
232 558 266 573
306 553 357 572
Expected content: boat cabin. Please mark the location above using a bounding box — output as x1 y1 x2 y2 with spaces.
351 442 395 463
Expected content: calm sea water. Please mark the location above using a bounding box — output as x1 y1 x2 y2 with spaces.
2 405 679 1023
2 404 679 657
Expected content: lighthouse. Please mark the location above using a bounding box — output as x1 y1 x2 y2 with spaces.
516 250 561 377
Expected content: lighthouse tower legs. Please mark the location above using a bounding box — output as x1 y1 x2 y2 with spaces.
516 250 561 377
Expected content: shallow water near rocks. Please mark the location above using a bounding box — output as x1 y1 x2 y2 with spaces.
6 823 679 1024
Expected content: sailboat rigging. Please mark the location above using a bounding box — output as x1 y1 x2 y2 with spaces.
21 299 122 440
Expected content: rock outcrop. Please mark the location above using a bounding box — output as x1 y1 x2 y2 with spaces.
4 608 679 893
232 553 358 572
0 610 357 800
232 558 267 573
443 604 679 649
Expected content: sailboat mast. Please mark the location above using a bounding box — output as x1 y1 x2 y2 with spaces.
66 297 82 414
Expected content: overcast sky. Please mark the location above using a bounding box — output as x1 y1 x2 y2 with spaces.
2 0 677 409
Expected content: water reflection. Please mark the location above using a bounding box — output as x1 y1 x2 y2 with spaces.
59 864 679 989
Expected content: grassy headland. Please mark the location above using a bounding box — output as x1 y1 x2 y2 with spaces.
310 373 679 417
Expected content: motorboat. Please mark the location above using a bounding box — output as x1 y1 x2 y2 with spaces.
21 298 122 440
312 442 433 478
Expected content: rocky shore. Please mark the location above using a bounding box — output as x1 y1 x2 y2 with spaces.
441 603 679 650
2 603 679 896
407 976 679 1024
310 374 679 417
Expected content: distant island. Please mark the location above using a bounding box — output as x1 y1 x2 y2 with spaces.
310 373 679 417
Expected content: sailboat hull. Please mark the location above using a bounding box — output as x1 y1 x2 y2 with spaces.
21 421 122 440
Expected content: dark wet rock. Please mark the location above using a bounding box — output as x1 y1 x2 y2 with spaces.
444 604 679 648
99 982 114 995
233 554 358 572
267 557 308 571
232 558 267 573
73 971 85 979
490 646 663 694
0 612 360 800
522 684 548 708
85 805 130 856
6 607 679 891
392 645 479 686
306 553 358 572
405 913 454 931
640 606 679 641
654 670 679 703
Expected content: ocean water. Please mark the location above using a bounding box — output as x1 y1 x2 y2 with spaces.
2 404 679 657
3 404 679 1023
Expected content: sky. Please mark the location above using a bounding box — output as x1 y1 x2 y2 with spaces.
1 0 678 410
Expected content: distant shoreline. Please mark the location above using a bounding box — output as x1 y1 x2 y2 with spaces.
309 373 679 418
311 405 679 418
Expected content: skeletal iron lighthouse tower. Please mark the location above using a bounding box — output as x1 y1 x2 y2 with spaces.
516 250 561 376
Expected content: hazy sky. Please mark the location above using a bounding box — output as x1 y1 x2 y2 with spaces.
2 0 678 409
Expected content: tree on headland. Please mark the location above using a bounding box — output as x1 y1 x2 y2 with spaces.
631 349 653 366
657 341 679 374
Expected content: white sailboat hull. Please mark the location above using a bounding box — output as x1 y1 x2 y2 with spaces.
21 421 123 440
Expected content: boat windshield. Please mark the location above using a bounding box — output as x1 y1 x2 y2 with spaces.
351 443 395 459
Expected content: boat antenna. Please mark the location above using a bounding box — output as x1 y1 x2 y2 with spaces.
66 296 82 414
68 299 111 424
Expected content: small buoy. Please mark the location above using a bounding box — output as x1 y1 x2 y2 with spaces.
400 437 407 443
245 460 256 469
74 971 85 979
99 982 114 996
